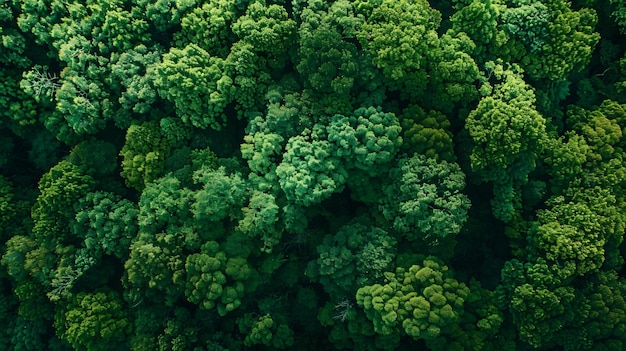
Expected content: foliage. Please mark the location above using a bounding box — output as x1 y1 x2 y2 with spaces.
356 256 470 341
55 291 132 351
380 153 471 242
307 222 397 299
354 0 441 82
71 191 139 260
120 121 170 191
151 44 230 130
276 126 348 206
0 0 625 350
400 106 456 162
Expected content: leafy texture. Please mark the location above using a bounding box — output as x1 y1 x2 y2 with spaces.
357 256 469 341
381 154 471 242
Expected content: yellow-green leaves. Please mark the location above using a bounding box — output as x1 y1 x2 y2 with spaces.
152 44 229 130
357 257 469 341
58 291 131 351
120 122 170 191
355 0 441 81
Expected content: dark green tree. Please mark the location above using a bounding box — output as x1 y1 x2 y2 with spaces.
380 154 471 242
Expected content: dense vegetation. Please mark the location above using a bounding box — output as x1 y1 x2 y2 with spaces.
1 0 626 349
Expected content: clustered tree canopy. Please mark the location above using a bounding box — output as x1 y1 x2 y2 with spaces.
1 0 625 350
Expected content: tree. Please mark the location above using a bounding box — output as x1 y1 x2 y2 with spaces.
124 231 187 307
498 259 577 349
501 0 551 54
327 107 403 177
28 0 157 137
137 172 195 235
276 126 348 207
238 313 295 349
400 105 456 162
120 121 170 191
0 176 15 242
232 2 296 59
31 160 95 248
430 279 508 351
222 41 273 118
174 0 238 57
238 191 281 253
466 62 546 176
296 0 378 114
354 0 441 85
523 3 600 81
71 191 139 260
192 166 247 224
55 291 132 351
499 259 626 349
184 240 256 316
610 0 626 33
380 153 471 242
109 45 161 116
465 62 547 221
424 31 481 112
356 256 470 342
306 222 396 299
150 44 230 130
531 186 626 275
450 0 501 61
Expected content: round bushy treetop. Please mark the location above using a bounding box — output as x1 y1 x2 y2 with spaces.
120 121 170 191
276 125 348 207
328 106 403 176
56 291 132 351
356 256 469 341
354 0 441 82
151 44 230 130
184 240 256 316
306 222 396 299
72 191 139 260
381 153 471 242
466 62 547 179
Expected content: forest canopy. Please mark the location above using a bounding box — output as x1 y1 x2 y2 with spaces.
1 0 626 350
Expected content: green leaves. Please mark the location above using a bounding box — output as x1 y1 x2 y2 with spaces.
328 107 402 176
124 232 186 306
297 0 368 102
355 0 441 81
184 241 253 315
307 222 396 299
381 154 470 242
502 0 551 53
152 44 230 130
499 259 577 348
238 191 281 252
72 191 139 259
400 106 455 162
610 0 626 33
526 6 600 81
174 0 237 56
0 176 15 240
57 291 132 351
239 313 295 349
356 257 469 341
466 63 546 175
192 166 246 223
0 0 624 349
232 3 296 56
276 132 347 206
32 160 95 248
120 122 170 191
